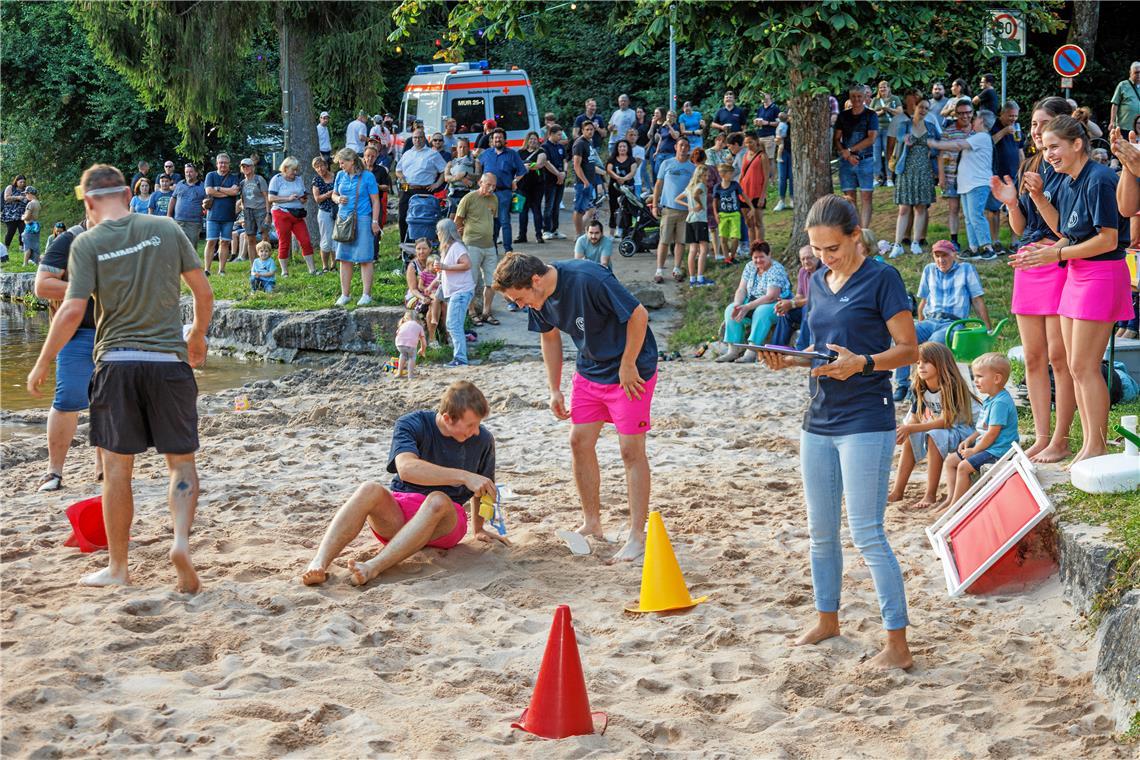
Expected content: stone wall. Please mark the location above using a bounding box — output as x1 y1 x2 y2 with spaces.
0 272 38 302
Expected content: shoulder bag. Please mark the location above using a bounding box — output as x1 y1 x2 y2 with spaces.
333 173 360 243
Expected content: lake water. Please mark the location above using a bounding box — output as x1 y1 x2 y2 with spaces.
1 302 294 422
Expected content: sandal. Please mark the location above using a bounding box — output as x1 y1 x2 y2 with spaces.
484 316 501 326
37 472 63 493
472 316 486 326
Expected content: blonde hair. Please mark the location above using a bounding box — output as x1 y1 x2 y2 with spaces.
399 309 422 326
255 240 272 257
686 163 709 195
334 147 364 172
972 352 1012 382
914 342 979 426
278 156 300 173
438 380 489 420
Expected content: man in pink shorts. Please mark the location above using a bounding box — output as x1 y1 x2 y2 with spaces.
301 381 506 587
494 253 658 562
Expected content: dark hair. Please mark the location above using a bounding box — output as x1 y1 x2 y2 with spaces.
613 139 631 158
9 175 25 188
952 78 970 96
587 219 604 231
493 252 549 291
524 130 541 145
981 73 996 85
727 132 745 147
1042 114 1091 156
750 240 771 256
546 124 563 137
675 136 689 147
492 127 507 138
1019 97 1071 193
805 195 860 236
438 381 490 420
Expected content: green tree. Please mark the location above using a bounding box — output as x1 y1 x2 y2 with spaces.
394 0 1063 254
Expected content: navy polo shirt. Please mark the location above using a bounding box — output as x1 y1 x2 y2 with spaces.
804 258 912 436
756 103 781 138
1056 160 1129 261
527 259 658 384
479 147 527 192
1016 162 1065 245
714 106 747 133
990 122 1021 180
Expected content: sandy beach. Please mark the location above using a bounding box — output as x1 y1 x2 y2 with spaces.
0 357 1127 758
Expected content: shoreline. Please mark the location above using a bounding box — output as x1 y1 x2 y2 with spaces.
0 358 1131 757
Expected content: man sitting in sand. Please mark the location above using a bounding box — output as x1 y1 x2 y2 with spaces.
302 381 506 587
493 253 657 563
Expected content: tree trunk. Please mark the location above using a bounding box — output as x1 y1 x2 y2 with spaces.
785 92 832 261
1066 0 1099 61
279 9 319 244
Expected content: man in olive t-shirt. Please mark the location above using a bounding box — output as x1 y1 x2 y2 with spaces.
27 164 214 594
455 172 500 320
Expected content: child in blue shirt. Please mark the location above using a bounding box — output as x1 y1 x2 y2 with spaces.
250 240 277 293
942 352 1019 507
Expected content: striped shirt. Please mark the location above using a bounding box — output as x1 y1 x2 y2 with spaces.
917 261 983 320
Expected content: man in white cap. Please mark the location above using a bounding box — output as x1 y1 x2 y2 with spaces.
316 111 332 162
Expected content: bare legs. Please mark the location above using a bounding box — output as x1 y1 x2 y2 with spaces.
46 409 103 480
888 435 945 509
946 197 961 239
1062 316 1115 464
301 482 457 586
204 240 230 275
339 261 375 300
1017 314 1075 462
687 241 708 280
844 190 874 230
81 451 199 592
569 422 605 540
567 422 650 563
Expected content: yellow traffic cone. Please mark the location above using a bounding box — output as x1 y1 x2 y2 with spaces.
625 511 709 613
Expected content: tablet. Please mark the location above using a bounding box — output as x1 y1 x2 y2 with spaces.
731 343 838 363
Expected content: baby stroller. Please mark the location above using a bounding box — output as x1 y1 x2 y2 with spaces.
616 184 660 258
399 192 445 265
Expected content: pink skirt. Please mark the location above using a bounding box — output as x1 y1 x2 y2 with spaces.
1011 241 1065 316
1057 257 1134 322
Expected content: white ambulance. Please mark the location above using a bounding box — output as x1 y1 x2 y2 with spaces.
399 60 541 149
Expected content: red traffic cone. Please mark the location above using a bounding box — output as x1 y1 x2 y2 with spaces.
511 605 607 740
64 496 107 553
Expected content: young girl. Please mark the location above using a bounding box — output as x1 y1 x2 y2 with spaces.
888 342 979 509
676 163 712 286
394 310 427 379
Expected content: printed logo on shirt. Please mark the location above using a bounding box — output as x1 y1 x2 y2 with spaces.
839 296 850 303
97 236 162 262
575 316 585 333
1067 210 1078 230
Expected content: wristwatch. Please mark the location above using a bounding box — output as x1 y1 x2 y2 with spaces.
861 354 875 376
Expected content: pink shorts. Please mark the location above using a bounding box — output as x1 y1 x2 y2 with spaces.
1011 241 1065 316
1058 257 1134 323
571 371 657 435
370 490 468 550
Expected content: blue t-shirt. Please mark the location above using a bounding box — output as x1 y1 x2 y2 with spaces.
130 196 150 214
977 389 1019 457
171 180 207 222
678 112 703 148
755 103 781 138
527 259 658 384
333 169 379 218
657 158 695 211
479 147 527 191
990 122 1021 180
804 258 912 435
1016 162 1064 245
714 106 746 134
1056 160 1129 261
204 171 239 222
148 190 174 217
712 181 745 214
835 108 880 160
386 410 496 505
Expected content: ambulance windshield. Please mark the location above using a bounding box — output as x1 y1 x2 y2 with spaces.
403 93 441 132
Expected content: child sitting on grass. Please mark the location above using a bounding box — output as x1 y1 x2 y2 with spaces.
888 342 980 509
942 352 1019 507
394 310 427 379
250 240 277 293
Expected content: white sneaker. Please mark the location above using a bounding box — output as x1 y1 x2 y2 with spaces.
886 179 894 187
542 231 553 240
335 295 351 307
910 241 923 255
428 340 440 349
356 295 373 306
773 201 786 212
787 199 794 208
554 231 566 239
889 243 905 259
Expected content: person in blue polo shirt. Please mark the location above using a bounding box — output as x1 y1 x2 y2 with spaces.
710 91 747 137
478 128 527 253
893 239 992 401
493 253 657 564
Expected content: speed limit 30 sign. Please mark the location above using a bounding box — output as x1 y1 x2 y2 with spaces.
983 9 1026 57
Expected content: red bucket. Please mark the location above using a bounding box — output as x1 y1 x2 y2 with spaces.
64 496 107 552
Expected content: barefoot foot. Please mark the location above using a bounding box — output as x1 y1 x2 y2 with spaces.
887 489 905 504
301 563 328 586
170 546 200 594
79 566 129 588
1023 439 1048 459
576 521 606 541
346 559 379 587
866 644 914 670
1030 443 1071 464
793 621 840 646
605 538 646 565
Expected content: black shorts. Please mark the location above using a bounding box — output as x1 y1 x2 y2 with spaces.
89 361 200 455
685 221 710 244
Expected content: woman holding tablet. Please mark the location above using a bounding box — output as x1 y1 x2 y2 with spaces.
759 195 918 670
1011 114 1134 464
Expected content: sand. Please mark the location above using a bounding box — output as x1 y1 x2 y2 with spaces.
0 357 1127 758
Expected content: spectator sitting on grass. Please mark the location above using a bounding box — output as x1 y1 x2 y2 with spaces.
250 241 277 293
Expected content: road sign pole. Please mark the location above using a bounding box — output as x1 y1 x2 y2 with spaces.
1001 56 1007 106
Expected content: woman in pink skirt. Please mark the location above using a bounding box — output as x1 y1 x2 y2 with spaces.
991 97 1075 463
1012 114 1134 464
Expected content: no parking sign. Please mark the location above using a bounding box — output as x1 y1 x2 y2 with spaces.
1053 45 1087 78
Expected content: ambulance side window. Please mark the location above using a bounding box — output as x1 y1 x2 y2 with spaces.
450 97 486 134
493 95 528 132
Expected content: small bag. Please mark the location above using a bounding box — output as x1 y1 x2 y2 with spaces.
333 175 360 243
287 207 307 219
202 195 214 211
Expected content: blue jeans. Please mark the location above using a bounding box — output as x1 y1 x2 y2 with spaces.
873 131 888 179
771 306 806 348
493 189 513 252
894 317 955 387
838 155 875 192
960 186 992 250
446 289 473 364
723 302 778 346
778 153 793 200
543 182 564 233
800 430 909 630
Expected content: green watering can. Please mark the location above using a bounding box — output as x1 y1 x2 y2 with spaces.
944 318 1009 363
